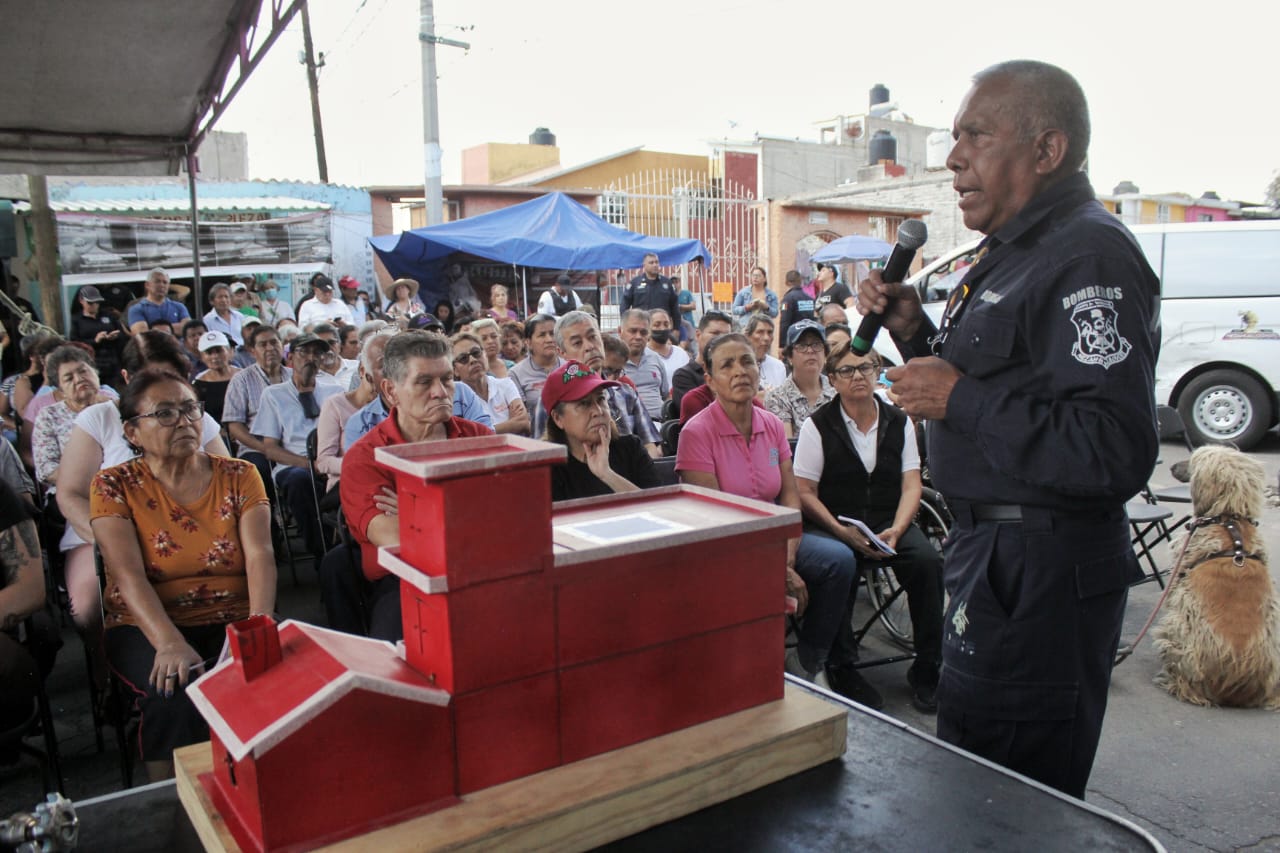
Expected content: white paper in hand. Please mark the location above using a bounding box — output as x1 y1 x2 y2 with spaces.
837 516 897 555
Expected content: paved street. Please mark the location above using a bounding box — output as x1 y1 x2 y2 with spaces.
2 433 1278 850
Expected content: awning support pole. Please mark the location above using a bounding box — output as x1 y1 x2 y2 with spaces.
187 149 203 315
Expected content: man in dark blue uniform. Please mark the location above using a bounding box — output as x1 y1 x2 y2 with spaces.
856 60 1160 798
620 253 679 320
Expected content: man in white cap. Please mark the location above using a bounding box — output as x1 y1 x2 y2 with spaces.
298 275 354 329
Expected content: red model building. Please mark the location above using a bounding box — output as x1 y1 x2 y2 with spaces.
189 435 798 852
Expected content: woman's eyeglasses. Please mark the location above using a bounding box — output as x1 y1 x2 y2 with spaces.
831 364 879 379
791 342 825 354
129 400 205 427
453 348 484 365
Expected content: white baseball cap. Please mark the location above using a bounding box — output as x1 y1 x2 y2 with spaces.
198 331 231 352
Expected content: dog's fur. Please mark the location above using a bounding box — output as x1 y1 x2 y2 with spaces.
1153 446 1280 708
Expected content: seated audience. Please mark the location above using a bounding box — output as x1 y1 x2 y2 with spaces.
542 361 658 501
452 332 528 435
647 309 689 388
250 333 343 559
508 313 562 417
671 310 733 411
470 318 512 379
793 343 944 713
619 309 670 420
766 320 835 438
499 320 526 363
0 480 45 746
744 312 787 393
824 322 852 352
91 369 274 781
192 331 240 428
675 333 878 708
56 332 229 675
316 329 393 488
340 332 492 640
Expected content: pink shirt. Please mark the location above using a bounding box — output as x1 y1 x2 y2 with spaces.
315 392 360 484
676 400 791 503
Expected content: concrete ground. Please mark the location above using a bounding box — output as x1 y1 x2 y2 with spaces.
2 433 1279 851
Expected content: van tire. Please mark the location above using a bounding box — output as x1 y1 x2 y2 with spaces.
1177 370 1271 450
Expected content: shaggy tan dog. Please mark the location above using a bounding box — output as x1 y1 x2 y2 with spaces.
1154 446 1280 708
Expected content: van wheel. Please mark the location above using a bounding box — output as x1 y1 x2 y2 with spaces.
1177 370 1271 450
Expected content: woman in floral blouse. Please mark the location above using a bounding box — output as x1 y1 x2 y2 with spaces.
90 369 275 780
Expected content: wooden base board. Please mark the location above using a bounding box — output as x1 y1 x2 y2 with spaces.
175 683 847 852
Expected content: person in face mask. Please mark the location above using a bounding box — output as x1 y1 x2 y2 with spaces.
646 309 689 390
255 277 295 328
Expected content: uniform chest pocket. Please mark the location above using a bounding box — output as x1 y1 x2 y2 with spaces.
952 312 1017 375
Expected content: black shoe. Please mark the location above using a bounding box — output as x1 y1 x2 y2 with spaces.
825 663 884 710
906 665 939 714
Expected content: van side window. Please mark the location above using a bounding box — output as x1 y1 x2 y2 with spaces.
1162 231 1279 299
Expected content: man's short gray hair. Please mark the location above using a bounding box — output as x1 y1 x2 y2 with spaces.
973 59 1090 173
359 327 398 373
358 319 389 342
620 308 651 327
744 312 774 337
471 318 499 334
147 267 169 283
208 283 231 299
382 331 450 384
554 310 599 349
312 321 338 338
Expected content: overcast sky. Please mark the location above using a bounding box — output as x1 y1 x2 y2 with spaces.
217 0 1278 204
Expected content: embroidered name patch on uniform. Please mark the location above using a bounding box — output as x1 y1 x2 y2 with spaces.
1068 296 1131 369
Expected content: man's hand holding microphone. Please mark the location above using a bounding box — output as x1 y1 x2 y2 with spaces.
853 220 963 421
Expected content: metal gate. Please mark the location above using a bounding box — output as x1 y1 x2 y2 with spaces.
597 169 759 320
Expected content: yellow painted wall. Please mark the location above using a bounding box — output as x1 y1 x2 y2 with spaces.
465 143 561 184
533 150 707 192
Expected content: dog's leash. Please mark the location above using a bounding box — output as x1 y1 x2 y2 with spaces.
1113 514 1256 667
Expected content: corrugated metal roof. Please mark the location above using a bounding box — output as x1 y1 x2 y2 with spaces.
12 196 330 214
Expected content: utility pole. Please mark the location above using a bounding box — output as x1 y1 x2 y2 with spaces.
301 0 328 183
419 0 469 226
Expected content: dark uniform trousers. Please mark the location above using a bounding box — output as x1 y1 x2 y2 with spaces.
936 503 1142 798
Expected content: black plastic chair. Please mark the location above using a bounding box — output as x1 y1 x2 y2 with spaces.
659 420 682 457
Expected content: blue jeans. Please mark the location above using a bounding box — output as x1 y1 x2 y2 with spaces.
793 530 859 672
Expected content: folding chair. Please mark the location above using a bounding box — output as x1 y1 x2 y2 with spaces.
659 420 682 457
1127 405 1196 587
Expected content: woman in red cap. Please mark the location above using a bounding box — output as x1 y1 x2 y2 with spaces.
542 360 659 502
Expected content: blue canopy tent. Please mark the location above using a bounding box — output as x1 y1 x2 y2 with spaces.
810 234 893 264
368 192 713 316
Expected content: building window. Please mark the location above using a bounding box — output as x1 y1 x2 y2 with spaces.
1114 201 1123 214
446 200 462 222
1198 213 1213 222
1157 203 1171 223
600 192 628 226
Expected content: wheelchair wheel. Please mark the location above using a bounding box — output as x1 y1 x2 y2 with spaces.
866 493 952 651
866 564 914 650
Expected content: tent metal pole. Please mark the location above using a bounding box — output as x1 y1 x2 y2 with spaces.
187 149 203 315
521 267 528 317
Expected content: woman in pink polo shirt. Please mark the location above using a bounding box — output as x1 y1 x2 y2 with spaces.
675 333 881 709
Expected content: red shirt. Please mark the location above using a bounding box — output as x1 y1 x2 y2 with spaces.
679 383 765 424
340 410 492 579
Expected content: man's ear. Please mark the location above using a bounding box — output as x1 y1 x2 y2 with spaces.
380 377 397 407
1034 128 1069 175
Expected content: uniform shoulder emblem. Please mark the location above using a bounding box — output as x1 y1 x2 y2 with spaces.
1067 291 1131 369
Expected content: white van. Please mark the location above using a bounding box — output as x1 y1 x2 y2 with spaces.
878 221 1280 450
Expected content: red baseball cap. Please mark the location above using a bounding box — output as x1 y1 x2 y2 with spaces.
542 360 620 412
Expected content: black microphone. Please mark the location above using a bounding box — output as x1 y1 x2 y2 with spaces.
851 219 929 355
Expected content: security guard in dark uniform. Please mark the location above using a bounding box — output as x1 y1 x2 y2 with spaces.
620 252 678 320
857 61 1160 798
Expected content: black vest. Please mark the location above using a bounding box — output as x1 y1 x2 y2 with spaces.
811 397 906 530
550 289 575 316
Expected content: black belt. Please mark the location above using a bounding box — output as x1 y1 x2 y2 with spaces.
964 502 1022 522
950 500 1126 527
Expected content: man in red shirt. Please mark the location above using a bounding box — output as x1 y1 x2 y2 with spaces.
339 331 491 639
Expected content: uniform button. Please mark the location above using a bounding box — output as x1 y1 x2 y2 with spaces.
971 334 981 345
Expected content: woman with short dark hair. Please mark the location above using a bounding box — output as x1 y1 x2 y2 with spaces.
92 369 274 780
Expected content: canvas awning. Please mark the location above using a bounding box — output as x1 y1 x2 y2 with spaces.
0 0 303 176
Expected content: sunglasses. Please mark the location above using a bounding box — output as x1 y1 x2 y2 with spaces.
454 347 484 365
130 400 204 427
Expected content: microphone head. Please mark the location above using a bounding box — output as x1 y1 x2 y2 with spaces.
896 219 928 250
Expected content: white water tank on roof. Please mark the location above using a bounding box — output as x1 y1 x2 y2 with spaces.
926 130 952 170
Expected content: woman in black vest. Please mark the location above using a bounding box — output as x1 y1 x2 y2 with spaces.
793 341 944 714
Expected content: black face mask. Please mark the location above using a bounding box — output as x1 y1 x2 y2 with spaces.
650 330 671 345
